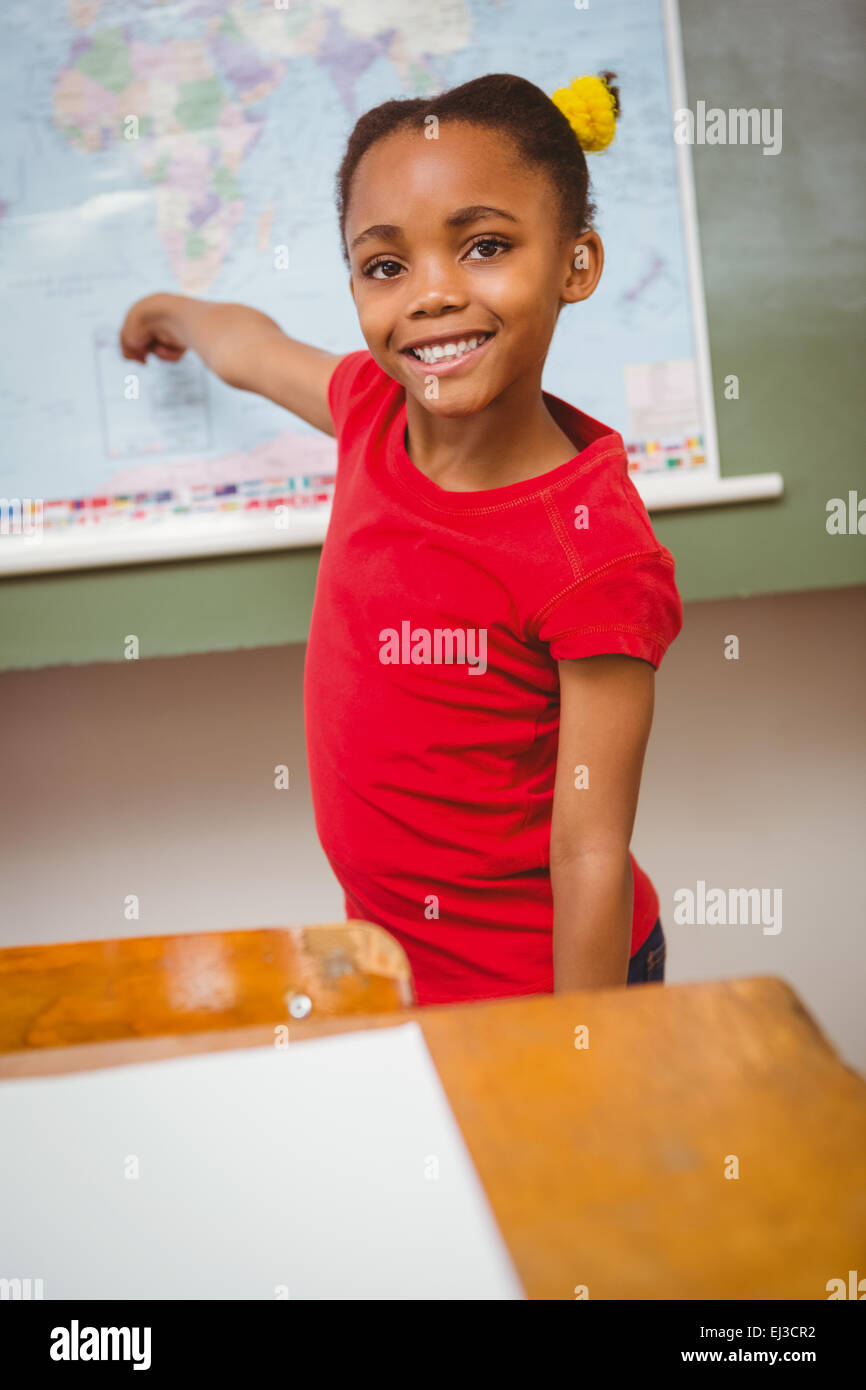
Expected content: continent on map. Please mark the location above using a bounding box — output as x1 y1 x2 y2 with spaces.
50 1 466 293
53 21 289 291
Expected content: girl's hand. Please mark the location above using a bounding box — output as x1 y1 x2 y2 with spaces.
120 293 188 364
118 292 346 435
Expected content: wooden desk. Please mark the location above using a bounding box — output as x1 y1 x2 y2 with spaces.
0 924 414 1050
1 966 864 1300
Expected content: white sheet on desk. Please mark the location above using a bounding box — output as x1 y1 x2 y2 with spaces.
0 1021 524 1300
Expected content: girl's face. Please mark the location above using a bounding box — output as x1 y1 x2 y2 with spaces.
345 121 602 417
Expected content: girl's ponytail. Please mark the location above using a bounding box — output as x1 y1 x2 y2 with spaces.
550 71 621 153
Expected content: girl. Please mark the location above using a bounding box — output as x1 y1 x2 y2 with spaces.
121 71 683 1007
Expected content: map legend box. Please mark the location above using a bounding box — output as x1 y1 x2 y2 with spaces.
94 326 212 460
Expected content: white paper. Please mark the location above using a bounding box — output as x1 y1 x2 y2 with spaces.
0 1022 524 1300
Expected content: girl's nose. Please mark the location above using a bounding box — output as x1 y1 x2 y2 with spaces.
404 262 468 318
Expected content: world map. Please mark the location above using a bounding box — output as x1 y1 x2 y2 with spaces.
0 0 702 525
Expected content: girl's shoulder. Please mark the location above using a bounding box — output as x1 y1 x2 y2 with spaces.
328 349 398 439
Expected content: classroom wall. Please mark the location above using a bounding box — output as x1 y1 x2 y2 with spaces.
2 583 864 1072
2 0 865 671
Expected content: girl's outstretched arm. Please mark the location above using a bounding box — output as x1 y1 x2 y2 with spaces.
119 292 346 436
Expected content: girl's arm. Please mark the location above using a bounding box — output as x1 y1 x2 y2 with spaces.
119 292 345 437
549 654 656 990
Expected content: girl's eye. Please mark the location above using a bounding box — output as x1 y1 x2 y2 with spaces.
464 235 511 261
360 235 510 279
362 258 405 279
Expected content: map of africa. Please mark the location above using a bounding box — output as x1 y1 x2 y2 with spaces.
0 0 703 528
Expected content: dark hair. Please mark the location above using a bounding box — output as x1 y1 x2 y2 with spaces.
335 71 620 266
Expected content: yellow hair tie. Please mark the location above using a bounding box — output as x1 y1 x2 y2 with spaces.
551 73 618 153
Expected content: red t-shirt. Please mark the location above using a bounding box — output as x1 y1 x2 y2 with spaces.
304 350 683 1006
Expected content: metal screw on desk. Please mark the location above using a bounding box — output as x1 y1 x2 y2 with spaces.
287 992 312 1020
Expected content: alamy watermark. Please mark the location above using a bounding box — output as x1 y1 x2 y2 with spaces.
0 1276 44 1299
674 102 782 156
673 880 782 935
50 1320 151 1371
378 622 487 675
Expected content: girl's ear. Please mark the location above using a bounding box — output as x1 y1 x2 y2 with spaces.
561 229 604 306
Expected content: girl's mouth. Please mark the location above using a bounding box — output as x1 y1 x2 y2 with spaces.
400 331 495 376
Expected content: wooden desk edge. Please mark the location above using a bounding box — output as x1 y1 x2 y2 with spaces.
0 974 852 1081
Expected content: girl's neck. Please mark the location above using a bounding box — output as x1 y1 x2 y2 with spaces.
403 369 578 492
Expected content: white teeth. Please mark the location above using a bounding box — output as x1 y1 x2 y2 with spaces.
409 333 490 364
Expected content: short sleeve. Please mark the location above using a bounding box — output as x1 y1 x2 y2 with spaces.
327 348 387 438
534 548 683 670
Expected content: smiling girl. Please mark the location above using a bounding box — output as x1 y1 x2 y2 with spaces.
121 72 683 1006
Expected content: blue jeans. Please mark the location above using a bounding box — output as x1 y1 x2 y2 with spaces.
627 917 666 984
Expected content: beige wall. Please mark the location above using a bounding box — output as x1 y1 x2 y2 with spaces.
2 585 864 1069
